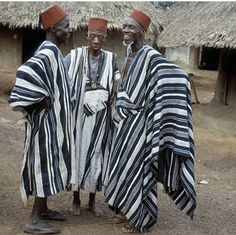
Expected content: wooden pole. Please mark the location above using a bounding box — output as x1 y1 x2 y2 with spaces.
189 74 200 104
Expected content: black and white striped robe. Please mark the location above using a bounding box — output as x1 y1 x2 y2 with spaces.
9 41 74 204
105 45 196 232
65 46 120 192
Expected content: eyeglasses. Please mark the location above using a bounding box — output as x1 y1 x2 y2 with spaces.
88 34 106 41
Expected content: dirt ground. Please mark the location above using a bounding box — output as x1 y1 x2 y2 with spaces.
0 69 235 235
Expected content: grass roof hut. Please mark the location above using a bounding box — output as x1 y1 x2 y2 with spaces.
157 2 236 106
0 1 163 70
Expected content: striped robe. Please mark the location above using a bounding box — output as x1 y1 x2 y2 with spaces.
9 41 74 204
104 45 196 232
66 47 120 192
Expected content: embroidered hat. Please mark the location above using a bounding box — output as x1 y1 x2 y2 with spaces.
40 5 68 30
88 17 108 32
129 10 151 30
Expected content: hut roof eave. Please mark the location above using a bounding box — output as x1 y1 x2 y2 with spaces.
158 2 236 49
0 1 164 33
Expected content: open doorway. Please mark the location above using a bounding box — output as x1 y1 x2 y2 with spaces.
198 46 220 70
22 27 45 63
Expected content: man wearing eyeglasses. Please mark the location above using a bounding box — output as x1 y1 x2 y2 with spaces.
65 17 120 217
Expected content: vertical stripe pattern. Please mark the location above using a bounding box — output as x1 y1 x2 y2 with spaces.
67 47 120 192
105 45 196 232
9 41 73 204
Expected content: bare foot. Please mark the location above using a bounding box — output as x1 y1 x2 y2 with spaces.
69 202 81 216
88 203 104 217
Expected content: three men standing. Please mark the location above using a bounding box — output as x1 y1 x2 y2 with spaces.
9 5 196 234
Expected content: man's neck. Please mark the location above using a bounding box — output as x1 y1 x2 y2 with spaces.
130 40 145 54
46 34 60 47
89 48 101 59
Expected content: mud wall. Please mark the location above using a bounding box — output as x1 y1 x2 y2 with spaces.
165 46 199 68
0 26 22 71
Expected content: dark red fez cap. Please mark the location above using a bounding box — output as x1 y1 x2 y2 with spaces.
88 17 108 32
129 10 151 30
40 5 68 30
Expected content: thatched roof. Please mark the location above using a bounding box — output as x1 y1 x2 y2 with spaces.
158 2 236 49
0 1 164 32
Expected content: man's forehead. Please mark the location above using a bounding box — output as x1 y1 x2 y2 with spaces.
88 29 106 35
123 17 140 28
56 16 69 26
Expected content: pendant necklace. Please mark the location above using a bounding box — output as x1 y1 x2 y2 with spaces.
88 53 102 89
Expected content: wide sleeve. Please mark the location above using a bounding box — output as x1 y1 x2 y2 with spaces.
9 54 50 112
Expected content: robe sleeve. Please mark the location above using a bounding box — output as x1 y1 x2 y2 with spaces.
9 54 50 113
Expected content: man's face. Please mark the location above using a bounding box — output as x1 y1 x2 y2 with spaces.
87 29 106 51
122 17 143 46
54 17 71 44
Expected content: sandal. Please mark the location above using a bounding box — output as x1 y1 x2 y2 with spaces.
24 221 60 234
121 224 141 234
40 209 66 221
107 213 127 224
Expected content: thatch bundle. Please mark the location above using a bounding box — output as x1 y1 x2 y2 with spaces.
0 1 164 32
158 2 236 49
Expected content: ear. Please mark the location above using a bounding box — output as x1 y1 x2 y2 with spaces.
103 34 107 42
50 25 57 33
86 32 89 40
139 30 145 38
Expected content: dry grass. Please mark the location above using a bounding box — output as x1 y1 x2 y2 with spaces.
158 2 236 48
0 2 164 33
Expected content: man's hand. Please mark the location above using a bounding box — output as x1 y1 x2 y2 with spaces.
25 96 50 114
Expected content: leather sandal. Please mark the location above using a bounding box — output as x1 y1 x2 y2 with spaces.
40 210 66 221
121 224 141 233
24 222 60 234
107 213 127 224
